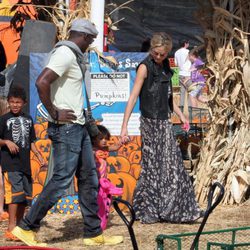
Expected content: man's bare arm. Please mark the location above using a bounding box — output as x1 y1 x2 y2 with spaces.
36 68 77 122
36 68 58 120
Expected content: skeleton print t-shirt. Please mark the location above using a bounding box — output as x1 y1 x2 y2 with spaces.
0 112 36 175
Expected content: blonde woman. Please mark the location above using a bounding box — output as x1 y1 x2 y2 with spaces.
0 97 9 221
120 32 203 224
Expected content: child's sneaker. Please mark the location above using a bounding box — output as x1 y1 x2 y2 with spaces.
4 231 20 241
0 212 9 221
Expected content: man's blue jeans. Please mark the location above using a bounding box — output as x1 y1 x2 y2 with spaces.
19 123 102 238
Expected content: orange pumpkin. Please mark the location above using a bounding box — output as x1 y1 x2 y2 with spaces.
135 136 142 147
118 142 139 158
40 129 48 139
34 122 48 139
128 150 141 164
107 156 130 173
35 139 51 163
30 151 36 160
129 163 141 180
171 115 181 124
108 172 137 211
128 136 136 143
30 158 41 182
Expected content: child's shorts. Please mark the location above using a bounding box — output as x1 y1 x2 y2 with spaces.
3 171 32 205
189 82 205 98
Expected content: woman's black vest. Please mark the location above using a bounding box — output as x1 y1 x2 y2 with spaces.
139 55 174 120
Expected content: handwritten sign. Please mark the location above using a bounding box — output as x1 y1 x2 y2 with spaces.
90 72 130 102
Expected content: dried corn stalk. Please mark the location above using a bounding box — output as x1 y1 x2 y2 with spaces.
2 1 134 66
37 0 134 41
32 1 91 40
194 0 250 204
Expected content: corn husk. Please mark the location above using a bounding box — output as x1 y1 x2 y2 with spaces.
194 0 250 205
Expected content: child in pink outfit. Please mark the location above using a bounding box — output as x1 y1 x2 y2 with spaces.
91 125 123 230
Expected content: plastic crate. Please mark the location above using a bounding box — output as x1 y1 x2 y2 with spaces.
207 242 250 249
156 226 250 250
171 67 179 87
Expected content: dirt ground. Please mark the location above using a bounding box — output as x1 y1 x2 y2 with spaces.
0 92 249 250
0 203 249 250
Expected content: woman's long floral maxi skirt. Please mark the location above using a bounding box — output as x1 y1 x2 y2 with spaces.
133 116 202 224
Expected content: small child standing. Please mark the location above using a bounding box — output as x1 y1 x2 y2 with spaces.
91 125 123 230
0 86 45 241
188 50 208 107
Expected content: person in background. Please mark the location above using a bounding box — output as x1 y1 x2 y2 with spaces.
0 97 10 222
0 86 45 241
188 50 208 107
12 18 123 247
120 32 203 224
140 38 151 52
91 125 123 230
174 39 192 107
